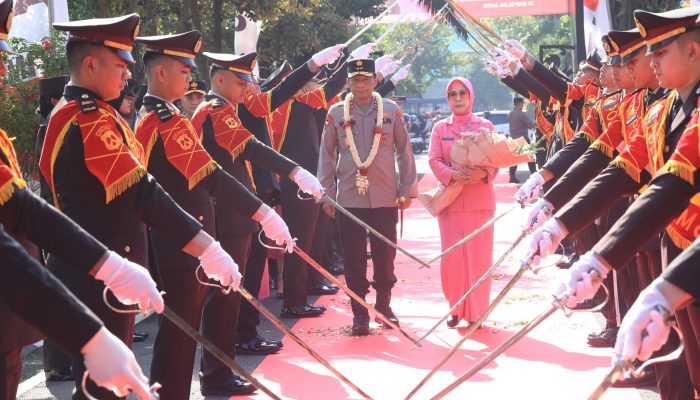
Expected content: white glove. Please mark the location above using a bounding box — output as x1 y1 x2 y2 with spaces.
490 47 510 66
505 39 528 60
615 282 672 362
95 251 164 314
375 54 395 73
524 198 553 231
527 218 567 265
82 327 151 399
380 60 401 78
559 251 611 308
198 241 242 291
484 60 500 75
350 42 375 60
259 204 295 253
312 44 346 67
515 171 545 203
292 167 324 199
390 64 411 85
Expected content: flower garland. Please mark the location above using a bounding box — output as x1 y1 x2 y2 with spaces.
343 91 384 195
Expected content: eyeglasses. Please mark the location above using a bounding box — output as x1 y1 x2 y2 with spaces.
448 90 469 99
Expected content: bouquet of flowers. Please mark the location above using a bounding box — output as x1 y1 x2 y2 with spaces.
420 128 538 217
449 127 535 169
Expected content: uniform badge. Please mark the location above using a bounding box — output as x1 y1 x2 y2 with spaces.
224 115 239 129
96 125 121 151
175 132 194 150
645 104 662 126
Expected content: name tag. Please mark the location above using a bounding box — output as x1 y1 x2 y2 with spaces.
383 118 393 124
602 100 618 110
441 137 455 141
626 114 637 126
339 119 356 126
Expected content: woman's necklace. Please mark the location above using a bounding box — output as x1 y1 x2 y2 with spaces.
343 92 384 195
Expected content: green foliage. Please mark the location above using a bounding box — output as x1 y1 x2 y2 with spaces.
0 33 68 181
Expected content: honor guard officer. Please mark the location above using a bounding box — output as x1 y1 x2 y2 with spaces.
181 79 207 118
0 225 154 400
134 30 293 398
189 51 323 396
0 4 164 396
318 59 418 336
233 44 348 354
529 6 700 398
43 14 241 399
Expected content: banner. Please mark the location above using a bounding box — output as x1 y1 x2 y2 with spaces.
583 0 610 54
234 14 261 77
389 0 571 20
11 0 69 42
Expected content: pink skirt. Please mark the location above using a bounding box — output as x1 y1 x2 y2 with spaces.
437 209 495 323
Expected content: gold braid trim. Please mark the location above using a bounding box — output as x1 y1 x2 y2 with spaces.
0 179 26 206
188 160 218 190
105 166 146 204
230 135 256 161
576 131 595 145
657 160 695 186
610 157 641 183
591 139 614 158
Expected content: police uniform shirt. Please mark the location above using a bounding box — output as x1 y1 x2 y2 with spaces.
319 97 418 208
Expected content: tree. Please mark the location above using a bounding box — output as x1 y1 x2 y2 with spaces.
609 0 684 30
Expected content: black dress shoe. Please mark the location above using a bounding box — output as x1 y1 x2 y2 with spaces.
236 336 282 355
327 264 345 276
280 304 326 318
132 331 149 343
45 368 73 382
201 374 258 396
351 317 370 336
308 283 340 295
446 315 459 328
257 334 282 348
587 326 618 348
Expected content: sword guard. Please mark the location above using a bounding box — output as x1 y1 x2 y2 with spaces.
101 287 150 316
195 265 233 295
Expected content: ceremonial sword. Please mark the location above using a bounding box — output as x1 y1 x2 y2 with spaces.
587 313 685 400
344 0 402 47
404 253 541 400
429 278 610 399
198 260 374 400
101 288 281 400
323 194 433 270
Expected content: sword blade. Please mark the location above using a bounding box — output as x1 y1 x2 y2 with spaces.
324 195 432 269
161 305 281 400
237 287 374 400
587 366 624 400
344 0 402 46
294 247 422 347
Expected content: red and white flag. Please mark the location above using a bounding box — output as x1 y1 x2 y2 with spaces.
583 0 610 55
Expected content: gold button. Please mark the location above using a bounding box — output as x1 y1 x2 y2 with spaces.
124 245 131 253
198 215 204 221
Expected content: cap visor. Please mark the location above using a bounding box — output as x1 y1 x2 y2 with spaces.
608 56 622 65
647 36 679 55
348 71 374 78
173 55 197 69
0 40 12 53
114 48 136 64
233 71 253 82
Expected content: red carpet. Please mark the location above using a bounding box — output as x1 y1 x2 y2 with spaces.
241 171 643 400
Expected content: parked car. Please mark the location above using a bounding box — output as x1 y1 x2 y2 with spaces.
474 110 509 135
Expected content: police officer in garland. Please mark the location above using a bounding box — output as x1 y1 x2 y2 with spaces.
42 14 241 399
318 59 418 336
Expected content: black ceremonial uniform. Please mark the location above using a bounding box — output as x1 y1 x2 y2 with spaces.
43 83 203 399
191 51 299 388
270 61 348 311
0 224 103 399
236 60 318 345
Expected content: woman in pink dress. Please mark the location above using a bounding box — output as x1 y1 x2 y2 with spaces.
428 77 496 327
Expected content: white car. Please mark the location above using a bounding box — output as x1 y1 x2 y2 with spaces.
474 110 510 135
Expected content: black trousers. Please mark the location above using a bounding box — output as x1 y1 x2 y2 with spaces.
43 339 72 374
0 348 20 400
199 233 251 386
280 187 319 306
338 207 398 299
236 227 268 343
637 242 694 400
661 235 700 399
310 207 331 284
149 268 206 400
